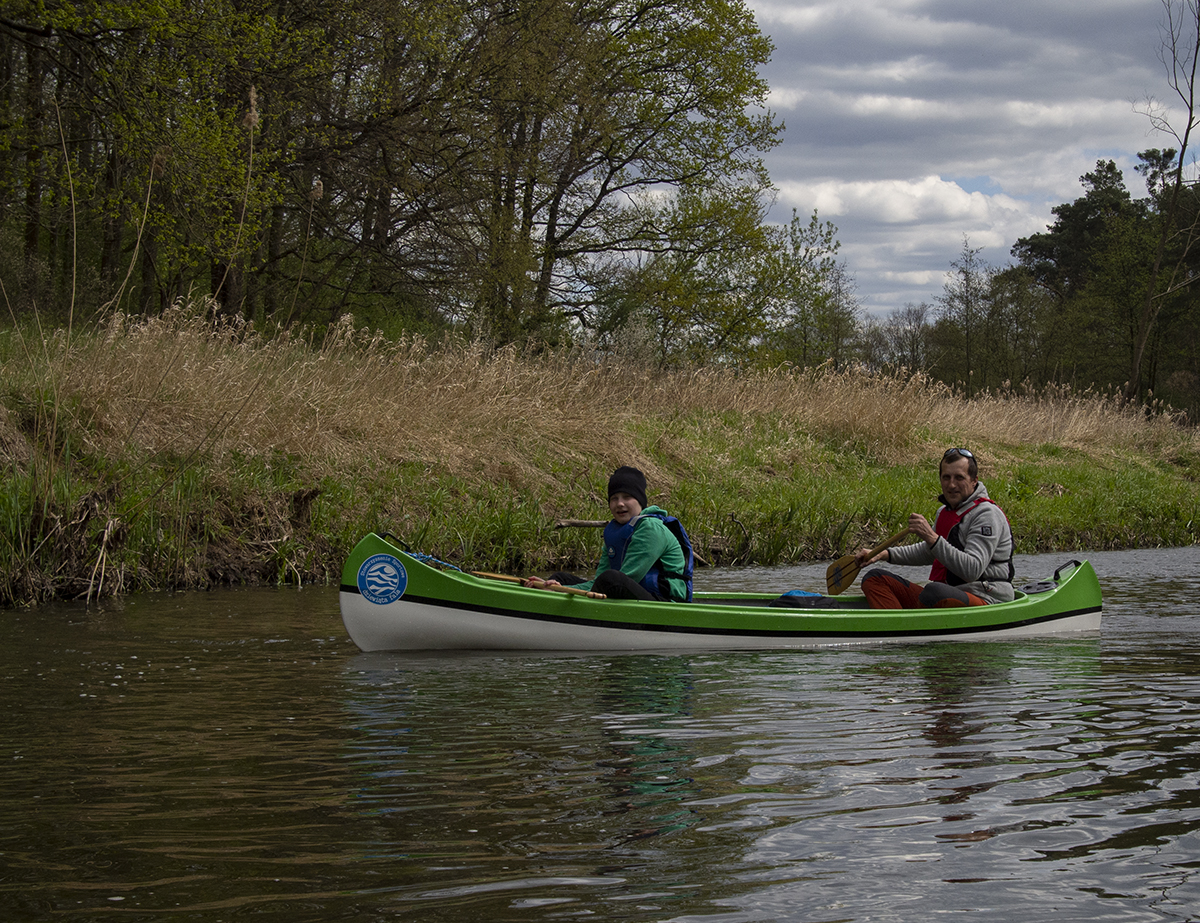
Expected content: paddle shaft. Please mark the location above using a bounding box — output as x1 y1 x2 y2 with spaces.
471 570 522 584
825 527 913 595
470 570 607 599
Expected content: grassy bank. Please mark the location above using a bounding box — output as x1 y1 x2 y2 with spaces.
2 303 1198 606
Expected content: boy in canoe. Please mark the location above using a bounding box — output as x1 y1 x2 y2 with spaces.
526 466 694 601
853 448 1014 608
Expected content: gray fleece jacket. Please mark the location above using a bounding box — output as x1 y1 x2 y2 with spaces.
887 481 1015 603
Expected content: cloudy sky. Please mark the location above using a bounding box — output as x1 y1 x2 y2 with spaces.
748 0 1176 316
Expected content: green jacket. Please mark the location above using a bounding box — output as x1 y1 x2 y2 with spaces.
577 505 688 600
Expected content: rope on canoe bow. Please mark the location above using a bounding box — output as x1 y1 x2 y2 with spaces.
377 533 463 572
408 551 463 572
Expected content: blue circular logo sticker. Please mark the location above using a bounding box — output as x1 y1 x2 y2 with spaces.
357 554 407 605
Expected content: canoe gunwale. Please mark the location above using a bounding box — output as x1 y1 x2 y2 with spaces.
339 582 1102 640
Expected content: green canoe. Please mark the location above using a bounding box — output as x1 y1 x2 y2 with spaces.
338 532 1103 652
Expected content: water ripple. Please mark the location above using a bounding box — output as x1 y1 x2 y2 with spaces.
3 558 1200 921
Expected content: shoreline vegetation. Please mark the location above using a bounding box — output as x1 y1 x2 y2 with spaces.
2 303 1199 608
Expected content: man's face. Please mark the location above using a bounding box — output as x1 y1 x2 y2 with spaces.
940 456 977 506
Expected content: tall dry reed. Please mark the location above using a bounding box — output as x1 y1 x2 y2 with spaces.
28 303 1191 486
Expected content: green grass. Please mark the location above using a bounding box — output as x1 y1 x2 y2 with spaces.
1 307 1198 605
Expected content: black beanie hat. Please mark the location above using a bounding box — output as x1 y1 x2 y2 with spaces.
607 466 648 508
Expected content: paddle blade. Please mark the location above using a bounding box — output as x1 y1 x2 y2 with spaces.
825 527 913 595
825 554 859 595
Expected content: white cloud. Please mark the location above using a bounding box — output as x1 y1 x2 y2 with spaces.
746 0 1171 314
777 176 1041 231
846 94 957 119
766 87 809 108
782 176 977 222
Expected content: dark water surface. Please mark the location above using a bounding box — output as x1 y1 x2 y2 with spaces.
3 549 1200 922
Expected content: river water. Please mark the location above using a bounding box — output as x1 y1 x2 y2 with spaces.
2 548 1199 922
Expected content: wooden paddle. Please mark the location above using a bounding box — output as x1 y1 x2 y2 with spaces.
825 527 912 595
470 570 607 599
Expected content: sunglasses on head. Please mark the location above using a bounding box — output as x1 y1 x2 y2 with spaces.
943 447 974 460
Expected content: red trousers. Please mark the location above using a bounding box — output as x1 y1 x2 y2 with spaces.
862 569 987 610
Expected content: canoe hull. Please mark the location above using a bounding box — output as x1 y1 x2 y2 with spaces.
340 593 1103 652
339 534 1103 652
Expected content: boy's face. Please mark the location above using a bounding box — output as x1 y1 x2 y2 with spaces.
609 492 642 524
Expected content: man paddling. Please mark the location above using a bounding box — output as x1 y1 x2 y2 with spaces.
853 448 1014 608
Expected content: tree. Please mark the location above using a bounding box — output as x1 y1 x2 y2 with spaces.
760 211 857 369
1 0 315 316
901 245 1063 393
1010 157 1172 398
458 0 782 343
0 0 783 342
861 302 932 372
587 203 849 368
930 238 992 393
1125 0 1200 401
1012 160 1143 302
983 267 1060 388
587 185 784 365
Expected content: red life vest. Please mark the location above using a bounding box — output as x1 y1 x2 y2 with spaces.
929 497 1012 585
